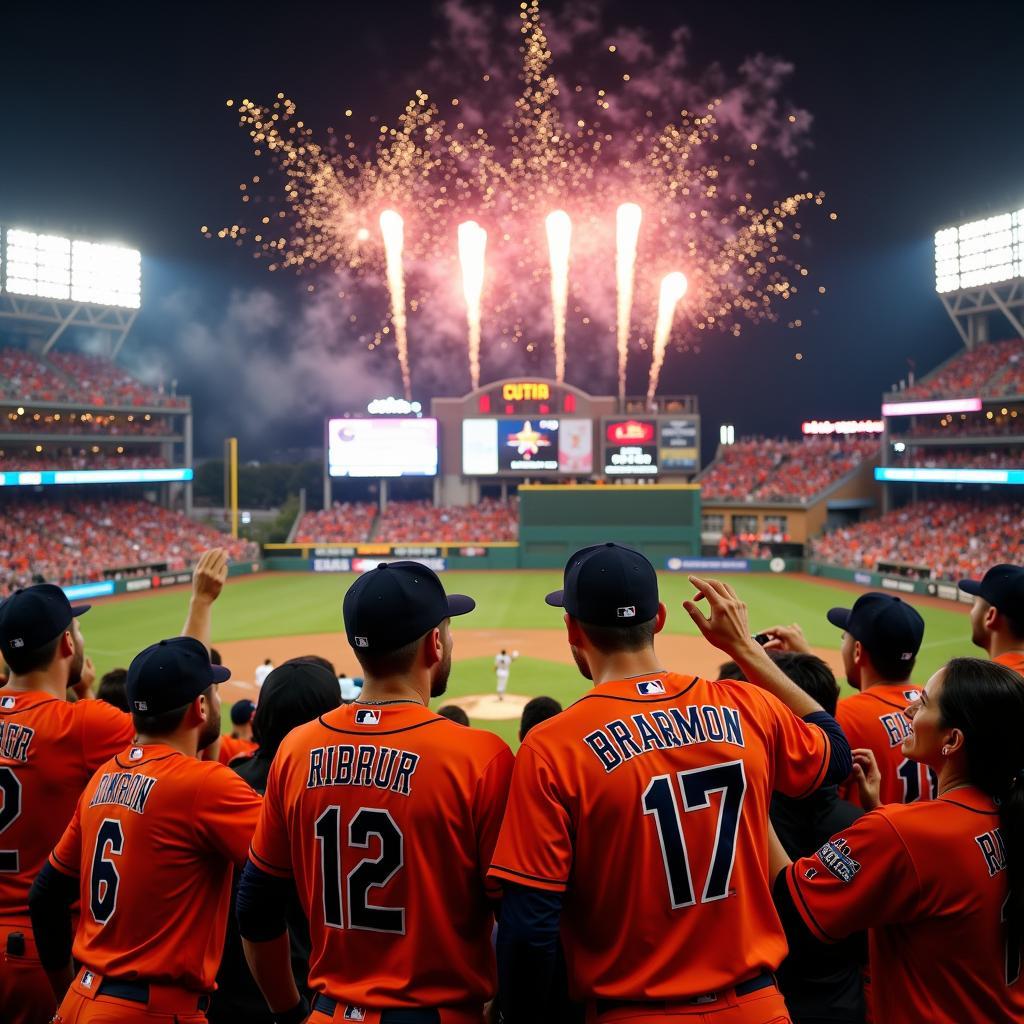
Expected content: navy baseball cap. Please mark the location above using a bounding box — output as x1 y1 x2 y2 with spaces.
0 584 89 660
826 593 924 670
546 542 660 626
230 698 256 726
959 564 1024 620
126 637 231 715
343 561 475 653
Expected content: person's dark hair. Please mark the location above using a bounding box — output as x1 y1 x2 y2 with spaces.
254 658 341 757
437 704 470 726
354 635 422 677
716 652 839 715
132 685 214 737
520 696 563 742
97 668 129 713
299 654 336 676
209 647 223 666
939 657 1024 957
3 635 60 676
865 644 915 684
578 617 657 655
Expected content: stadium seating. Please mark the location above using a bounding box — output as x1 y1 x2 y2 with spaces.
0 499 258 595
894 447 1024 469
0 452 168 471
898 338 1024 400
700 438 879 503
0 347 185 408
811 501 1023 581
376 498 519 542
294 502 378 543
1 409 173 435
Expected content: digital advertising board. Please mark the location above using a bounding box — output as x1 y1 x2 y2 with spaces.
462 418 593 475
603 418 659 475
328 418 438 477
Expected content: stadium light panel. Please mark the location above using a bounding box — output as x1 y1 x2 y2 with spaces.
934 208 1024 292
0 467 192 487
4 229 72 299
881 397 982 417
875 467 1024 485
71 240 141 308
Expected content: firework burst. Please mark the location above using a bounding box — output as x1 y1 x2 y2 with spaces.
213 0 827 397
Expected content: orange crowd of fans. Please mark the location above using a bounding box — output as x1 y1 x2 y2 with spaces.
892 446 1024 470
899 338 1024 400
0 451 169 472
811 501 1023 581
0 499 258 595
0 347 185 408
376 498 519 542
1 409 173 435
700 437 879 503
293 502 378 543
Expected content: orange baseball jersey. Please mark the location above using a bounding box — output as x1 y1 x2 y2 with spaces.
785 788 1024 1023
48 742 261 991
0 691 133 924
217 734 257 764
250 702 514 1007
487 671 831 1001
835 685 937 807
995 651 1024 676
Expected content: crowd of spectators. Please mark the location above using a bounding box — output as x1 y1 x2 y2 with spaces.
906 408 1024 438
700 437 879 503
0 451 168 472
0 499 258 595
811 501 1023 581
0 347 186 409
892 446 1024 470
1 409 173 435
897 338 1024 400
47 351 186 408
376 498 519 543
293 503 378 543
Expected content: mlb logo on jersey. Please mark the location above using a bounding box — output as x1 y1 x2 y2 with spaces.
130 747 144 761
617 606 636 618
0 697 15 709
344 1008 366 1022
81 971 95 989
354 708 381 726
636 679 666 696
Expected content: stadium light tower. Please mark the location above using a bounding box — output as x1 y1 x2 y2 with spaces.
933 207 1024 348
0 226 141 356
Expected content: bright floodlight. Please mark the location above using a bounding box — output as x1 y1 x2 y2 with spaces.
4 229 72 300
71 240 141 308
934 208 1024 293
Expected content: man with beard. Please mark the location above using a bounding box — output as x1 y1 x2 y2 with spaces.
237 561 514 1024
0 548 230 1023
28 634 262 1022
960 563 1024 676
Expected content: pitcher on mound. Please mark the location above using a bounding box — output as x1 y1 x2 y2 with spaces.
495 648 518 701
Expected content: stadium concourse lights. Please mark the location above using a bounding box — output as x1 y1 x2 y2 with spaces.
0 227 141 308
719 424 735 445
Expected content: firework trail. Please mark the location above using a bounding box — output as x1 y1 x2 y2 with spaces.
648 272 688 404
379 209 411 399
545 209 572 384
615 203 643 405
457 220 487 390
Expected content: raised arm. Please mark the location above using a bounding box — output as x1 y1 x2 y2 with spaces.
181 548 228 652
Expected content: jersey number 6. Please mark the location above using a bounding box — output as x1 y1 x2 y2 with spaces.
315 806 405 934
90 819 124 924
643 760 747 908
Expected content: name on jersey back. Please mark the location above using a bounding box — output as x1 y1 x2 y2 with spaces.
307 744 420 796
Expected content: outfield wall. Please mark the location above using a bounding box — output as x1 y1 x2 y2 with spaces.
61 561 262 601
805 561 973 604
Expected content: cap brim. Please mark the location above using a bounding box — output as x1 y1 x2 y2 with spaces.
211 665 232 684
71 604 90 617
545 589 565 608
826 607 852 630
958 579 982 596
446 594 476 617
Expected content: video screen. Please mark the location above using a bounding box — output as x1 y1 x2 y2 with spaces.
462 418 593 475
603 418 659 476
328 418 438 477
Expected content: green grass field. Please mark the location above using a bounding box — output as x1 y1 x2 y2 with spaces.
80 571 975 748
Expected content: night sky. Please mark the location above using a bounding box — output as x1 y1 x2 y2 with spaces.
3 1 1023 461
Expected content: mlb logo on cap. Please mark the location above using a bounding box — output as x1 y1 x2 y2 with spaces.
617 606 636 618
11 639 23 649
134 700 149 712
354 636 369 648
636 679 665 695
355 708 380 725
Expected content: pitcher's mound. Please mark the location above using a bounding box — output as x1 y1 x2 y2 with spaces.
444 693 529 721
